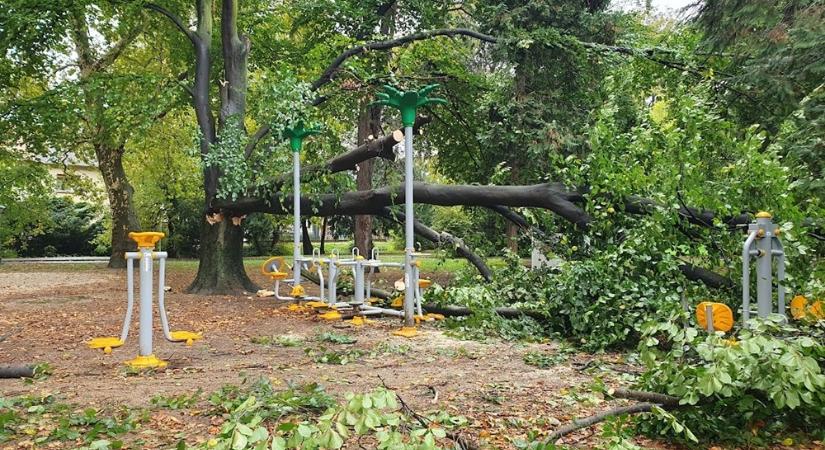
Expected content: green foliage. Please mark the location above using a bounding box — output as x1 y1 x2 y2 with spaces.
523 348 572 369
0 154 51 256
0 393 144 446
12 197 106 257
636 315 825 445
305 346 364 365
199 387 467 450
208 379 334 420
250 335 303 347
316 331 356 345
151 390 202 410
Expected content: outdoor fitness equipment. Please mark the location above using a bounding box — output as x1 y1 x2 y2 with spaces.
692 211 789 332
742 211 786 323
266 122 323 301
88 232 201 368
373 84 446 337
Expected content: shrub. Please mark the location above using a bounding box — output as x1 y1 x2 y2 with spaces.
16 197 105 256
636 315 825 446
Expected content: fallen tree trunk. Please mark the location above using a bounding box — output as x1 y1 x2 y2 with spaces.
0 365 34 378
220 182 590 228
421 303 544 320
376 208 492 281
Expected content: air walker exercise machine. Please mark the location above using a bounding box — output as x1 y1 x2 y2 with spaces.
373 84 447 337
695 211 788 333
88 232 201 368
260 122 327 303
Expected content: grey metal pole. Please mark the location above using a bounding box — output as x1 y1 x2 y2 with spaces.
120 256 136 342
755 216 773 318
742 231 757 323
293 151 302 289
705 304 715 333
138 248 153 357
403 126 415 328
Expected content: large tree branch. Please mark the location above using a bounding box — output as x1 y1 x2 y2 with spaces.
91 24 144 72
311 28 498 91
377 208 492 281
144 3 198 46
219 182 590 227
248 116 430 188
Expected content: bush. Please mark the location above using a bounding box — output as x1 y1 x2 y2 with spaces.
636 315 825 446
15 197 105 257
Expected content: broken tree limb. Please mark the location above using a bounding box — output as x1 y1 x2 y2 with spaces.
609 388 680 406
547 402 661 442
220 182 590 228
0 365 34 379
422 303 545 320
678 264 733 289
376 208 492 281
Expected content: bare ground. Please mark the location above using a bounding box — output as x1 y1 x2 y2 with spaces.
0 263 741 449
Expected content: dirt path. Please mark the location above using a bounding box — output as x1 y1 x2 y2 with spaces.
0 264 660 449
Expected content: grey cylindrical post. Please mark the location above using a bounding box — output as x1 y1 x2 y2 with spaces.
773 243 786 318
755 217 773 318
328 259 337 304
120 256 136 342
353 259 364 306
138 248 153 357
705 304 715 333
403 126 415 327
157 253 173 340
293 151 302 287
742 231 757 323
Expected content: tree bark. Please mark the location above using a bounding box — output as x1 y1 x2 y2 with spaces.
96 145 141 268
187 219 256 294
320 216 328 254
221 182 590 227
377 208 492 280
302 219 313 255
354 104 381 257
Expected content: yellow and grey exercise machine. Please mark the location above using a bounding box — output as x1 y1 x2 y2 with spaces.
373 84 447 337
693 211 788 333
88 232 201 368
260 122 327 303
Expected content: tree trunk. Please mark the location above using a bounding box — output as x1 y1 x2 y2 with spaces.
354 104 381 257
302 219 313 255
187 219 256 294
96 145 141 268
320 216 328 254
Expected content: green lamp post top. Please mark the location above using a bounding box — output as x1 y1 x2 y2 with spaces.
373 84 448 127
282 121 322 152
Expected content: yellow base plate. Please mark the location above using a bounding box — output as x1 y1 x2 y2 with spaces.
126 354 167 369
290 285 306 297
88 337 124 354
287 303 309 313
392 326 419 338
350 316 374 326
319 311 342 321
170 331 203 346
304 301 327 309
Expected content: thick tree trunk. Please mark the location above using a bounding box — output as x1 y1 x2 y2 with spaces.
354 104 381 257
302 219 313 255
96 145 141 268
187 219 256 294
221 182 590 227
320 216 328 254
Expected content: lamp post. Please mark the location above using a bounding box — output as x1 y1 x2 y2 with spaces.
373 84 446 336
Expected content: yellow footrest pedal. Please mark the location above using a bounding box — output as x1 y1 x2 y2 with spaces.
169 330 203 346
88 337 124 354
392 326 419 338
319 311 342 321
350 316 374 326
126 354 167 369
